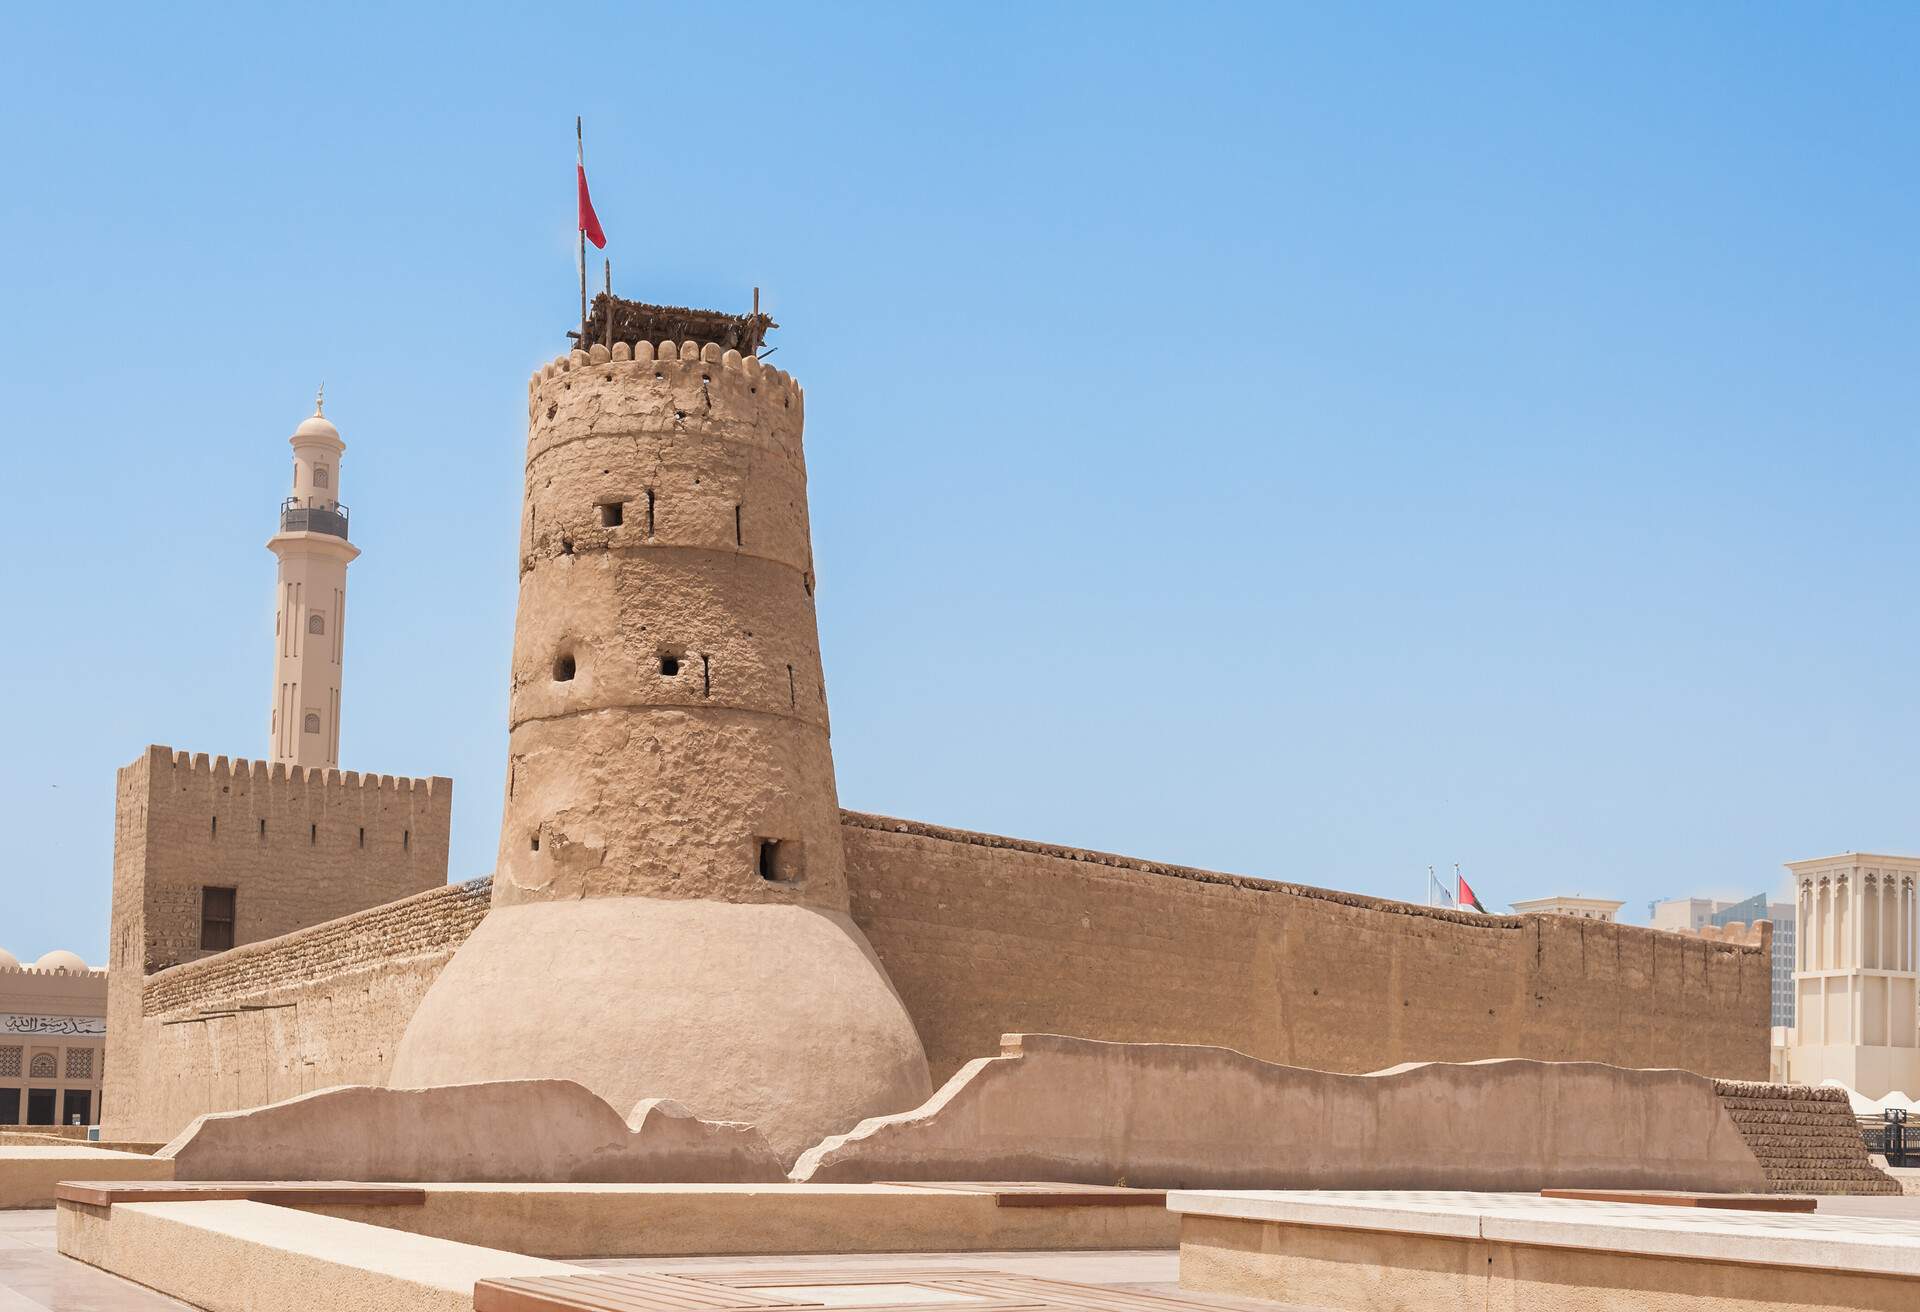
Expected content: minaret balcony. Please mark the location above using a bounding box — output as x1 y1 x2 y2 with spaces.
280 497 350 538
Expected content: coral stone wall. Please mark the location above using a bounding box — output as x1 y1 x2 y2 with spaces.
501 343 843 909
840 813 1772 1085
111 808 1773 1141
103 745 455 1139
109 880 490 1140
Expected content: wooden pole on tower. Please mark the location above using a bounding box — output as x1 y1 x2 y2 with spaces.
577 117 588 345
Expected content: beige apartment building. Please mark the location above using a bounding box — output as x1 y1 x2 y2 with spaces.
1509 895 1625 922
0 948 107 1127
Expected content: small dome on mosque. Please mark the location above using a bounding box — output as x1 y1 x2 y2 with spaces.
33 949 89 973
293 385 340 442
0 947 18 970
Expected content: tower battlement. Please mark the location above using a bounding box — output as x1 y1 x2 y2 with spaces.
144 745 450 798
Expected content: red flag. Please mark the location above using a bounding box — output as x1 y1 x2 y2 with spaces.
1458 875 1487 914
577 164 606 249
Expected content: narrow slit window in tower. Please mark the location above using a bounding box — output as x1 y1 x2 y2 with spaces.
734 504 743 546
787 664 796 708
309 823 317 846
530 832 540 852
209 815 217 840
646 490 656 537
258 818 266 840
358 826 365 848
701 654 711 697
403 829 410 851
599 501 624 528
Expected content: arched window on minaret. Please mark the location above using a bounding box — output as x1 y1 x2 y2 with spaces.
304 712 321 735
308 614 325 636
314 465 330 489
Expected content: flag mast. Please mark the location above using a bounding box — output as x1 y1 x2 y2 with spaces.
576 116 588 345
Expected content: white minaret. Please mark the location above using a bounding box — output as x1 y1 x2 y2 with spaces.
267 388 360 767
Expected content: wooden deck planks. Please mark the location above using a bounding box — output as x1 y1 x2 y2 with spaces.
477 1267 1239 1312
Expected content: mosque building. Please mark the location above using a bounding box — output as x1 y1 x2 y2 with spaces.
0 948 106 1127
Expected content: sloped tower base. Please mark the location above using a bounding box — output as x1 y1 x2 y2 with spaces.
388 898 933 1164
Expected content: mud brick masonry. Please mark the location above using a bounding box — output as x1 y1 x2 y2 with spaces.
107 802 1768 1140
101 321 1774 1144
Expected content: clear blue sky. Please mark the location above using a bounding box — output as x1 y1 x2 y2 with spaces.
2 4 1914 963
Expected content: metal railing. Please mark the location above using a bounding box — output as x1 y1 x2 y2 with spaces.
280 498 350 538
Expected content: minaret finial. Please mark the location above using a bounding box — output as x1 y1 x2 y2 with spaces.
315 383 325 417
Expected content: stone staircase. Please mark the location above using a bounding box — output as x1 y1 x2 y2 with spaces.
1712 1080 1900 1195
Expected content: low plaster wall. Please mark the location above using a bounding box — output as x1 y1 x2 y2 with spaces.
0 1146 173 1209
842 814 1773 1088
56 1197 571 1312
1176 1210 1920 1312
297 1183 1178 1258
160 1081 784 1183
793 1034 1770 1192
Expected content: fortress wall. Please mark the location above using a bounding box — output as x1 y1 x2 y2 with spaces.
108 804 1770 1141
840 812 1771 1085
104 745 455 1138
111 880 491 1141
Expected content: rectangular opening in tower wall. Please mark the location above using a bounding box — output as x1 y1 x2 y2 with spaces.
199 887 235 952
599 501 624 528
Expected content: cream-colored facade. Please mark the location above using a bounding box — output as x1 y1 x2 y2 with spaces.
0 949 107 1127
1509 895 1625 922
267 392 358 768
1787 852 1920 1100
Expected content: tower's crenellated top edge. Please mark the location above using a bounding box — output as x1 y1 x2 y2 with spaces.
528 341 801 399
134 743 450 796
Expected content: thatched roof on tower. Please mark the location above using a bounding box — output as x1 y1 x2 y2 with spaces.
576 294 776 356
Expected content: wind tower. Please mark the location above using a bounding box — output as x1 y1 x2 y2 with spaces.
266 389 359 767
393 298 931 1161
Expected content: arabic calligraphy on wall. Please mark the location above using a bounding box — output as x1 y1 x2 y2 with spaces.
0 1013 106 1038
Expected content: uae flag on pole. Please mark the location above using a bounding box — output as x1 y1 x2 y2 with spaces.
1458 874 1487 914
578 163 605 249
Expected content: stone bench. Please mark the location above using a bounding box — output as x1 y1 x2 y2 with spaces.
1171 1188 1920 1312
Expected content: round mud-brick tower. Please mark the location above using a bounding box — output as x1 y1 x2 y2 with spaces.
504 339 842 904
392 330 932 1163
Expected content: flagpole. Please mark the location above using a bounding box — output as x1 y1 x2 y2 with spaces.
577 116 588 346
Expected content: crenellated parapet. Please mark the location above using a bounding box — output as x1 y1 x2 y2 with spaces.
1669 919 1771 950
147 745 450 800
